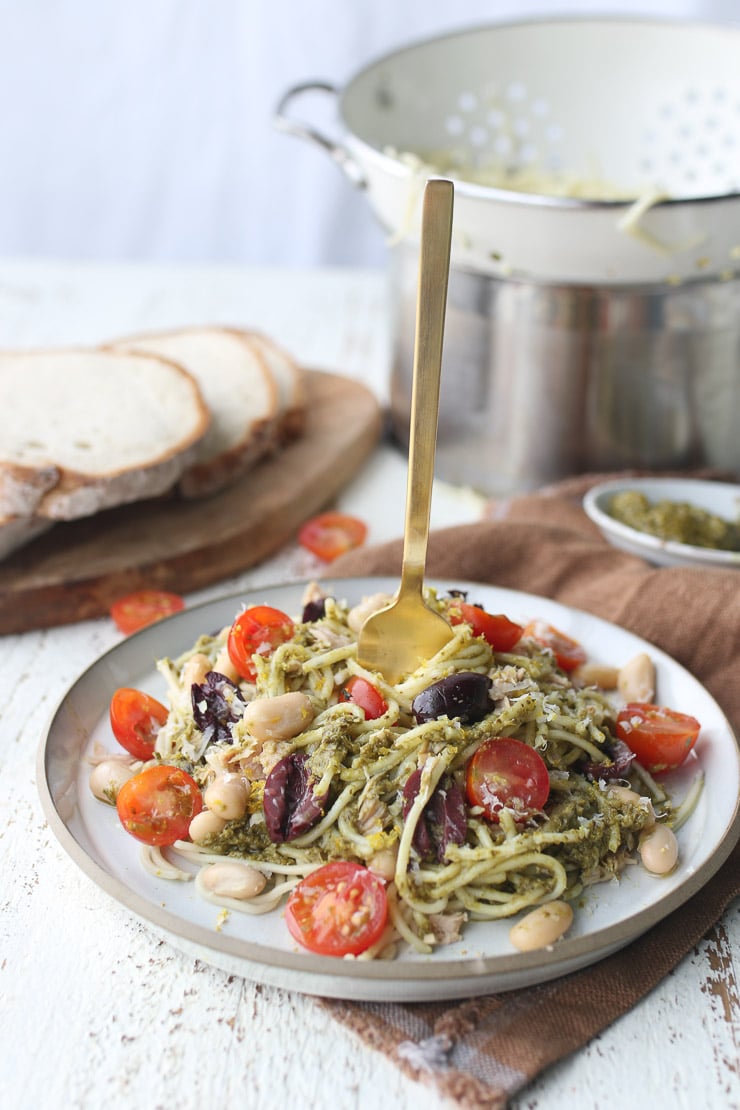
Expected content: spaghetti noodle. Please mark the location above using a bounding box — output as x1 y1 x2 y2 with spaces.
133 585 669 956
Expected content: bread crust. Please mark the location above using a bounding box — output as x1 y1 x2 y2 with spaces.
0 347 210 519
227 328 307 443
0 512 53 558
109 325 285 498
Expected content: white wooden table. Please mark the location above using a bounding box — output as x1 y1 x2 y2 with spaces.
0 260 737 1110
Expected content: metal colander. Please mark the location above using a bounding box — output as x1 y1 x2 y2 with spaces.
277 17 740 284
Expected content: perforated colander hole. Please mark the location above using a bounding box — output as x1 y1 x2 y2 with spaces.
442 81 561 172
458 92 478 112
518 143 538 165
505 81 527 102
639 83 740 192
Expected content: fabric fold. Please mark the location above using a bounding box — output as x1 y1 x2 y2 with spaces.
318 478 740 1108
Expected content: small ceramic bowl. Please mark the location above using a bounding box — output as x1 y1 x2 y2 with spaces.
583 478 740 569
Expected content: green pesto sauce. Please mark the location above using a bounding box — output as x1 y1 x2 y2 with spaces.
202 819 275 858
545 783 654 875
609 490 740 551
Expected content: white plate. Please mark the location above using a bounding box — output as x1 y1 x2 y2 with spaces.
583 478 740 569
38 577 740 1002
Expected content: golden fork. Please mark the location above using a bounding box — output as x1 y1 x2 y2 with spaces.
356 178 454 684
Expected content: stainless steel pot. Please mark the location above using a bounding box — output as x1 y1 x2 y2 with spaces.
389 249 740 494
276 19 740 494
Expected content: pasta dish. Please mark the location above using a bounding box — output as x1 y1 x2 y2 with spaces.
90 584 702 960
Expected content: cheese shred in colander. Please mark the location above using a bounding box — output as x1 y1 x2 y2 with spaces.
276 17 740 284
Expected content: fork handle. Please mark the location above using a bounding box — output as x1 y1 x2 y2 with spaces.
399 178 454 598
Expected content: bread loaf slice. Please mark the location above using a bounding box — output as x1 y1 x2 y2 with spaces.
242 331 306 441
111 327 281 498
0 348 210 520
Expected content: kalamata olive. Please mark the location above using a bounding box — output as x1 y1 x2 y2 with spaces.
411 672 492 725
402 769 467 861
191 671 245 744
302 597 327 622
263 752 328 843
583 738 636 782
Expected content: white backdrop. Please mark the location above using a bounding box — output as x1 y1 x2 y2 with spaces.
0 0 736 268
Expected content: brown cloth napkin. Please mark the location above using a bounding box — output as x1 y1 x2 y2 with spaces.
318 475 740 1109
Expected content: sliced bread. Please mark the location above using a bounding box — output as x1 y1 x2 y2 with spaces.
0 348 210 520
241 330 306 441
111 326 281 498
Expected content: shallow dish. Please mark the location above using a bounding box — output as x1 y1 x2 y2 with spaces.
38 577 740 1002
583 478 740 569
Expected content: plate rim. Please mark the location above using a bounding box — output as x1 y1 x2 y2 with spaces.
583 477 740 568
37 575 740 996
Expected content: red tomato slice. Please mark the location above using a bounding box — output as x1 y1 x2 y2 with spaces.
522 620 587 672
298 512 367 561
110 590 185 634
109 687 168 761
616 703 701 774
284 861 388 957
227 605 295 681
449 601 524 653
116 765 203 846
466 737 550 822
340 675 389 720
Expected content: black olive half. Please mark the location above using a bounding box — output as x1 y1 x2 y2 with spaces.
411 671 492 725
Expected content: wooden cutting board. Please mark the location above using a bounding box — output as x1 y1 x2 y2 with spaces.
0 370 383 634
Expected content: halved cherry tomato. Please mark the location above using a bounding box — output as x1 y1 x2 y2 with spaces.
298 512 367 562
522 620 587 672
466 737 550 822
227 605 295 681
110 589 185 634
284 860 388 957
340 675 388 720
109 687 168 761
449 601 524 653
616 703 701 774
116 764 203 846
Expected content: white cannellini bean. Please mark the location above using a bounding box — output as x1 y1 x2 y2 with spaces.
89 760 136 804
181 652 212 688
618 652 656 704
639 824 679 875
204 775 248 820
213 646 241 684
509 901 574 952
571 661 619 690
606 785 656 828
188 810 228 844
243 691 314 742
347 592 393 633
367 847 399 882
199 861 267 900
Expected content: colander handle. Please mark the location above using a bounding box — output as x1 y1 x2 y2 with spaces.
273 81 366 188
